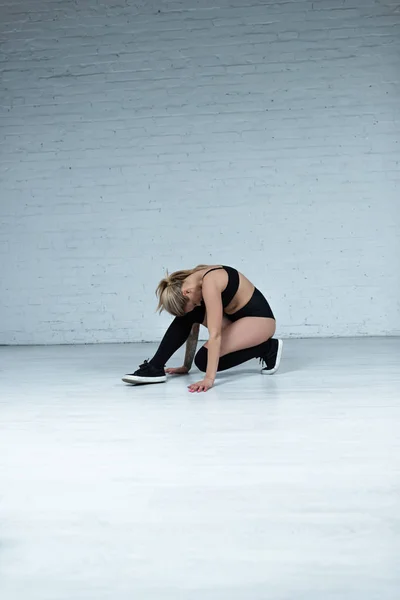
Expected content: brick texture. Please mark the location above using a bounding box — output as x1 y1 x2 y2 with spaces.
1 0 399 343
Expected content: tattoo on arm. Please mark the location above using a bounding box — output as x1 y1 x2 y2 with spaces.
183 323 200 371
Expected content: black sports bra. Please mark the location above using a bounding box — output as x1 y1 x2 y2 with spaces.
202 265 240 308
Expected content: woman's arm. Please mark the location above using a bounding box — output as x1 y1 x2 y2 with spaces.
204 336 222 382
203 283 223 382
183 323 200 372
188 277 223 391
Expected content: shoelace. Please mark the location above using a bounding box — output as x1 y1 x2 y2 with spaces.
139 359 151 370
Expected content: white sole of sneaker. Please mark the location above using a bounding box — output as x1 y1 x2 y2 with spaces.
122 375 167 384
261 339 283 375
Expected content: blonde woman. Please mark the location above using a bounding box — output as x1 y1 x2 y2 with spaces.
122 265 283 393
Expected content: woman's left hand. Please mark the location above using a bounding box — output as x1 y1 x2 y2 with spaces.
188 378 214 393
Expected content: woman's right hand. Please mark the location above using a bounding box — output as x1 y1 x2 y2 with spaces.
165 366 189 375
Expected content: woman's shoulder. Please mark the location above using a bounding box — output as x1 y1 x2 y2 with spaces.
201 265 228 288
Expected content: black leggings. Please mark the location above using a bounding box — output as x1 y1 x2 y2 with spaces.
149 304 205 368
149 289 275 372
194 339 274 372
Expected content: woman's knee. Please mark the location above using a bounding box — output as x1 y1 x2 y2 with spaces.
194 346 207 372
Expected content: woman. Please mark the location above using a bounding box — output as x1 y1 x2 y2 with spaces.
122 264 283 393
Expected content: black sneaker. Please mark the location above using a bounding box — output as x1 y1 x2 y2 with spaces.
122 360 167 385
259 338 283 375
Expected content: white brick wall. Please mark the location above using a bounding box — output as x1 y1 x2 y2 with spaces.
1 0 399 344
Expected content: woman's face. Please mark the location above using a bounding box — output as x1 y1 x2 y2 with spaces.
182 283 202 313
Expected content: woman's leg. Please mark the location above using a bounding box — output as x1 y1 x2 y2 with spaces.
207 317 276 355
195 317 278 372
148 305 206 368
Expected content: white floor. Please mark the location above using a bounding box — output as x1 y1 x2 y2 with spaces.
0 338 399 600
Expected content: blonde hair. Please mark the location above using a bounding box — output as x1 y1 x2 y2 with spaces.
156 265 208 316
